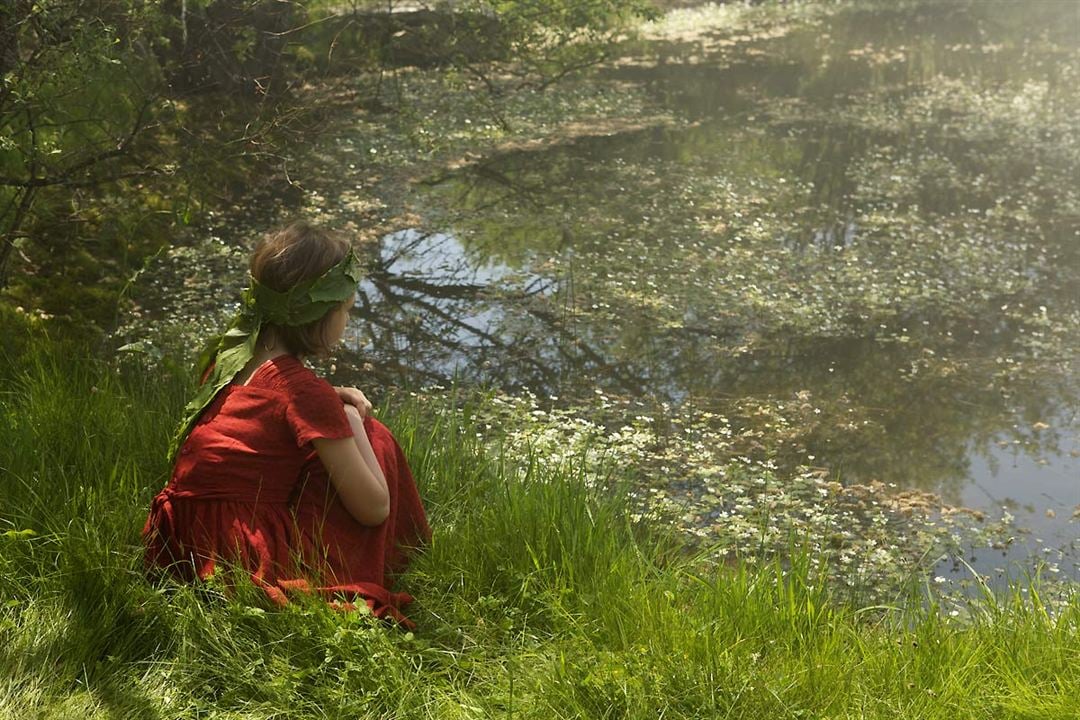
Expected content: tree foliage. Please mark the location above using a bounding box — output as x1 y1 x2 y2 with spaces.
0 1 165 288
0 0 657 325
0 0 316 320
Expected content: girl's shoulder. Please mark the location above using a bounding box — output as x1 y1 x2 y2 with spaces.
264 356 349 445
260 355 334 394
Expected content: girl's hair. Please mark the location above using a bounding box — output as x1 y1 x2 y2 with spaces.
250 220 352 356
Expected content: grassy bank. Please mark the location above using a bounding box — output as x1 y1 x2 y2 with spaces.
1 331 1078 719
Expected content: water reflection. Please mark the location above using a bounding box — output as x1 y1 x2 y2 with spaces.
348 228 556 387
348 227 663 396
334 1 1080 549
346 215 1077 508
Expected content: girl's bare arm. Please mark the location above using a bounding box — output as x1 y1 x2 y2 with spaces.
312 404 389 525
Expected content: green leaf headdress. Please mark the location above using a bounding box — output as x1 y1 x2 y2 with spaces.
168 248 363 462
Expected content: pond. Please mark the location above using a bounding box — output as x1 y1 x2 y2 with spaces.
126 0 1079 592
338 0 1080 581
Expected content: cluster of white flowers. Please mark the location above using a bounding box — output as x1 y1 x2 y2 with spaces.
439 389 1025 602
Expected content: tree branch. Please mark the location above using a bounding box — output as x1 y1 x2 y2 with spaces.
0 94 157 189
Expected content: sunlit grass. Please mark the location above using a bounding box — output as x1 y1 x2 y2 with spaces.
1 332 1078 719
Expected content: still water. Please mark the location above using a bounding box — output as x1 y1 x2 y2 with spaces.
328 1 1080 575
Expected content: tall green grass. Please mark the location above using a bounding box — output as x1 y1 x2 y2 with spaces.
1 332 1078 718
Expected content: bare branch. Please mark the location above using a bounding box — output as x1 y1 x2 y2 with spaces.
0 94 158 189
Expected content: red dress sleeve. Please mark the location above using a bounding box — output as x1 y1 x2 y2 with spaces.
284 373 353 447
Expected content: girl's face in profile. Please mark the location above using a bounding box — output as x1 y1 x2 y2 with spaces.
326 293 356 347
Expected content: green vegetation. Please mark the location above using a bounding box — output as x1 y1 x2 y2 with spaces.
2 329 1079 719
4 1 1080 716
0 0 325 336
0 0 655 333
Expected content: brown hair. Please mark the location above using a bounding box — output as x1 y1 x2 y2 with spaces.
250 220 352 357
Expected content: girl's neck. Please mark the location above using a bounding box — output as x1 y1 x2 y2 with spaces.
236 330 299 385
251 347 294 366
255 328 294 360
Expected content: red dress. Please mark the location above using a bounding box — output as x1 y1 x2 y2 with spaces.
143 355 430 626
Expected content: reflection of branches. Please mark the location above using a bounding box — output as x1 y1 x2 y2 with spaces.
380 229 428 266
378 231 491 294
358 267 557 387
467 162 553 212
379 272 488 298
521 301 643 395
357 240 649 396
358 220 653 395
521 275 554 297
419 159 554 216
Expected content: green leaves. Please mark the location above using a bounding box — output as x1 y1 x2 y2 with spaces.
169 250 360 461
249 251 361 325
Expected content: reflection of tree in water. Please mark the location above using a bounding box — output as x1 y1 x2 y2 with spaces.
342 228 644 396
336 0 1080 505
403 104 1077 501
341 221 1077 503
725 337 1075 503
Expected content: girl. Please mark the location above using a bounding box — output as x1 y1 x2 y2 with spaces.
143 221 430 625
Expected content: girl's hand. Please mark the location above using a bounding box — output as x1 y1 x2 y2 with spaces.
335 386 372 416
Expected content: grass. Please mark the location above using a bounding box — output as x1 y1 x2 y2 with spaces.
1 329 1079 719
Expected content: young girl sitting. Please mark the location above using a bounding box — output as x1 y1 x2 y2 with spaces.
143 221 430 625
